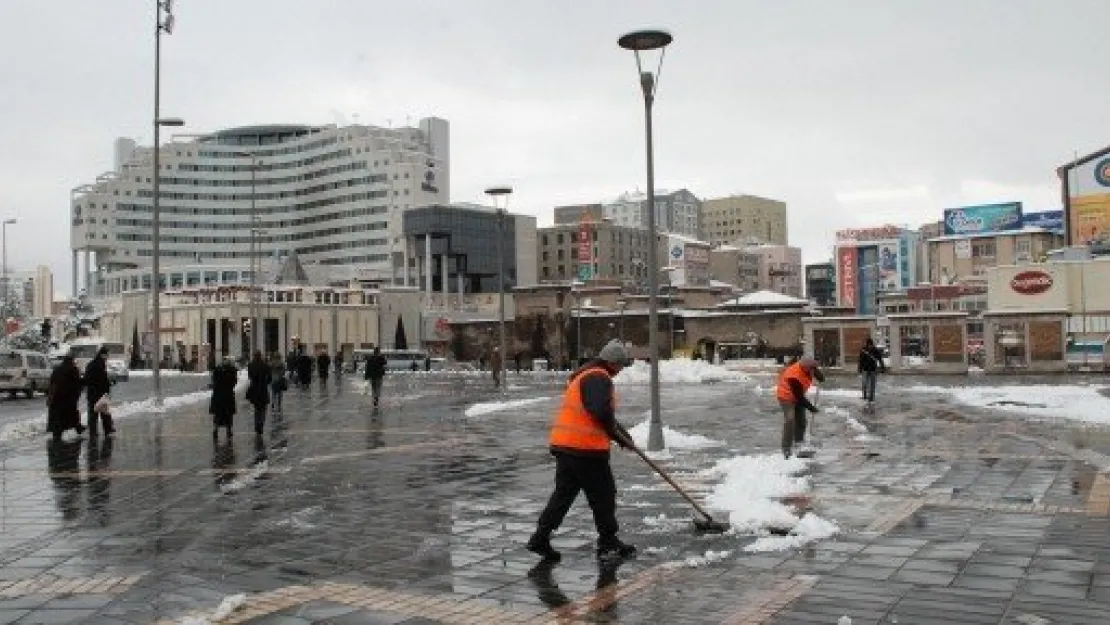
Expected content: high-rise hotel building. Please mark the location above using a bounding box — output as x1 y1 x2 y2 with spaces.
70 118 449 297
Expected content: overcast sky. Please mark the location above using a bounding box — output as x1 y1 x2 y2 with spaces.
1 0 1106 296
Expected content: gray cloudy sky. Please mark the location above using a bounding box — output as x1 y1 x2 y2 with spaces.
1 0 1107 296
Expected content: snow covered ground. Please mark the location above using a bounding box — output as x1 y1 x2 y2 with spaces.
704 453 839 552
616 359 752 386
463 396 550 418
905 383 1110 424
627 418 722 451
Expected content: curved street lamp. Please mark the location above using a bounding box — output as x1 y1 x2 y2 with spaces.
620 28 672 452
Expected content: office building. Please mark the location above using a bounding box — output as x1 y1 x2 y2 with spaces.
834 225 921 314
70 118 450 298
709 246 763 292
701 195 788 246
400 203 536 301
745 243 803 298
926 203 1064 284
805 262 836 307
602 189 701 239
1 266 54 320
537 221 653 285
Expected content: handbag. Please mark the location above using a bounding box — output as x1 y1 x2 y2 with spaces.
93 395 111 414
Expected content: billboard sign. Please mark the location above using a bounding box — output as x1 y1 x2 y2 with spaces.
943 202 1023 236
877 241 900 291
1065 156 1110 244
837 247 857 309
1010 270 1054 295
577 222 592 280
1022 210 1064 233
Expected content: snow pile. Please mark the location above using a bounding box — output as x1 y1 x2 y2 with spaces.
179 594 247 625
744 514 840 553
220 461 268 495
665 549 734 569
627 419 722 451
615 359 751 386
463 396 549 417
907 383 1110 424
0 372 247 444
704 453 838 550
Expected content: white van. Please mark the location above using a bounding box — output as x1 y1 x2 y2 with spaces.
0 350 52 398
69 339 130 382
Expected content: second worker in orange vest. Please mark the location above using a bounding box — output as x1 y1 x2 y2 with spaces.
775 357 825 458
528 339 637 563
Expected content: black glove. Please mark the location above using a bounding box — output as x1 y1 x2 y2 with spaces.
808 405 820 414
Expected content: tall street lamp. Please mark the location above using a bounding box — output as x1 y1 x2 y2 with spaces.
485 186 512 392
619 29 672 452
234 152 261 355
617 299 627 343
150 0 181 405
1 218 15 326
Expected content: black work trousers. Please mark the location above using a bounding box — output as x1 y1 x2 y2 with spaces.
779 400 807 457
535 451 619 542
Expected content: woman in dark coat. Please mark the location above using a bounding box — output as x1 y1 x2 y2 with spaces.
47 354 85 441
246 351 272 436
209 357 238 440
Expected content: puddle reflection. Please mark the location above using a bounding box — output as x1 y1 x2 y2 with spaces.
86 437 113 526
47 440 82 520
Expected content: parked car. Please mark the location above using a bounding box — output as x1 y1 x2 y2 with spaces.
69 338 130 382
0 349 52 398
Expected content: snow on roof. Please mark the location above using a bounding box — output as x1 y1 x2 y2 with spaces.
709 279 738 289
719 290 808 307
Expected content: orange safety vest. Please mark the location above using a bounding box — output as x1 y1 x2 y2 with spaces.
775 362 813 403
549 366 616 452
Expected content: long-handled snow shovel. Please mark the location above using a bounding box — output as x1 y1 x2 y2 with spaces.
795 386 820 459
616 425 730 534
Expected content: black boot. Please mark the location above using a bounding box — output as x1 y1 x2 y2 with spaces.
596 537 636 560
526 534 562 562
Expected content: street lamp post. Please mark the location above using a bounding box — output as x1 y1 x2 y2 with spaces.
485 186 512 392
1 219 15 324
619 29 672 452
617 299 627 343
150 0 182 405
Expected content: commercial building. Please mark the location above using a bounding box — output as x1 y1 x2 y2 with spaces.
743 244 803 298
834 225 921 315
926 203 1064 284
804 262 835 306
1059 146 1110 245
1 266 54 320
602 189 701 239
701 195 788 246
399 203 537 301
70 118 450 297
660 234 712 288
710 246 763 292
536 221 653 285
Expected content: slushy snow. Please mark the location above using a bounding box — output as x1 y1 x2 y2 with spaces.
665 549 733 569
906 383 1110 424
704 453 838 550
616 359 751 386
463 396 549 417
179 593 247 625
220 460 268 494
627 419 722 451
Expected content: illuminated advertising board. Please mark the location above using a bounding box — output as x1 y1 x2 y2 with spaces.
942 202 1023 236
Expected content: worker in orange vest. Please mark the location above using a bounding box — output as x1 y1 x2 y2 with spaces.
776 356 825 458
528 339 637 562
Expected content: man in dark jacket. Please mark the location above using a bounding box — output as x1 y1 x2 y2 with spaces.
47 354 85 442
364 347 387 407
528 339 637 562
83 347 116 437
209 358 238 440
858 338 886 404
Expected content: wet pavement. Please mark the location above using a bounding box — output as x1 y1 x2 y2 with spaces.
0 368 1108 623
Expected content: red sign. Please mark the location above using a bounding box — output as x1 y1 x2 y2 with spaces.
835 225 902 242
838 247 857 308
577 223 592 263
435 317 450 337
1010 270 1053 295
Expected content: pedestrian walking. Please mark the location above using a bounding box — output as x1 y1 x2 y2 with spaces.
297 351 313 389
490 347 503 389
858 338 886 405
209 357 239 440
316 350 331 389
47 353 85 442
363 347 387 407
246 351 272 436
528 339 638 562
83 347 116 437
775 356 824 459
269 354 288 413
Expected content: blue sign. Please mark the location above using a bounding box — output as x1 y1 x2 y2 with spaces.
1096 158 1110 187
1022 210 1064 233
943 202 1023 236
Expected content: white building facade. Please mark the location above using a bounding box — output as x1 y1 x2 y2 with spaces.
71 118 450 297
602 189 701 239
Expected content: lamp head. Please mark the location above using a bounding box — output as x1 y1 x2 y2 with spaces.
484 186 513 197
618 30 672 52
